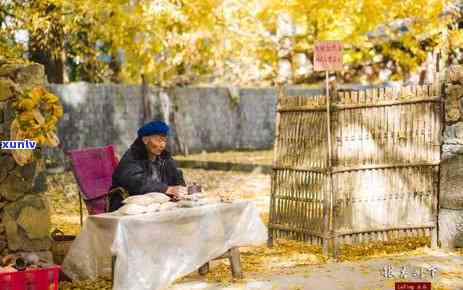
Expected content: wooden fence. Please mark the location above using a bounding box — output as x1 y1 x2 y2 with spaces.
268 84 443 256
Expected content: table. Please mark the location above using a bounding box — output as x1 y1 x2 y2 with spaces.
62 201 267 290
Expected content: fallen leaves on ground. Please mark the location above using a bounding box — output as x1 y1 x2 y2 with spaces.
182 168 270 201
176 239 328 284
431 285 453 290
337 236 431 262
439 270 463 279
45 171 87 236
60 279 112 290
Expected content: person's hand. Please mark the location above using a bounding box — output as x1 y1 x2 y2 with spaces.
166 186 188 200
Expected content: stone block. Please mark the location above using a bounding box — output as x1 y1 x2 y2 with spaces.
442 144 463 161
0 162 38 201
448 65 463 84
0 174 31 201
445 84 463 123
439 208 463 249
0 159 41 202
443 122 463 144
17 206 50 239
0 63 44 91
2 194 51 251
0 78 17 101
0 101 5 124
440 153 463 209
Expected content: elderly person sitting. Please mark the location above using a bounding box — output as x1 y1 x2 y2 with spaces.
108 120 187 211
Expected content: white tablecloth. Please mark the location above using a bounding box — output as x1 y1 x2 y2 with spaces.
62 201 267 290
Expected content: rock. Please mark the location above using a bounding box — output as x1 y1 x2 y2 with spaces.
447 108 461 123
18 161 37 181
439 208 463 249
0 154 16 185
0 165 7 185
17 206 50 239
443 122 463 145
448 65 463 84
0 101 5 126
0 171 33 201
441 197 463 210
0 64 44 91
3 211 20 251
0 154 16 172
440 154 463 210
442 144 463 160
0 78 16 101
445 84 463 123
2 195 51 251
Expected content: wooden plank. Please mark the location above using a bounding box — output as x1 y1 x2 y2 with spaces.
336 224 435 236
278 97 442 112
303 112 311 169
278 105 327 112
278 170 286 226
295 170 302 231
332 161 440 173
366 90 373 165
269 223 325 237
303 172 311 234
272 166 328 173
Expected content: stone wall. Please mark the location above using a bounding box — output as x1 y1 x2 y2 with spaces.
44 84 282 164
440 65 463 249
0 61 51 257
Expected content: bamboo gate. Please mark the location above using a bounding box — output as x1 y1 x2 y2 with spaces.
268 84 443 256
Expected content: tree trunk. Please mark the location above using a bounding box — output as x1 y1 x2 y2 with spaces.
29 45 66 84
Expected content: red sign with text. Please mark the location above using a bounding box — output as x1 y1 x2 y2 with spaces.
314 40 343 71
395 282 431 290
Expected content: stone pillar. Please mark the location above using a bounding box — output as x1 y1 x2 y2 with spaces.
0 60 55 259
439 64 463 249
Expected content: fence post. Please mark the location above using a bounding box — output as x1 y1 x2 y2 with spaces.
268 12 294 247
322 73 337 257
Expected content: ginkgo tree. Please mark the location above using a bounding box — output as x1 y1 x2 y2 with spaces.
0 0 460 85
254 0 459 83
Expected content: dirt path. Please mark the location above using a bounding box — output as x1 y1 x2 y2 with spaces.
170 249 463 290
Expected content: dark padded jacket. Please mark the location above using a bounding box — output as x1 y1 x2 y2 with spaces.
108 138 185 211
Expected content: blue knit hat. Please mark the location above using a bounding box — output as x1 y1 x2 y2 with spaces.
137 120 170 137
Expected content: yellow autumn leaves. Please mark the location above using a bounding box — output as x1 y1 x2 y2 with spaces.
10 86 63 166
